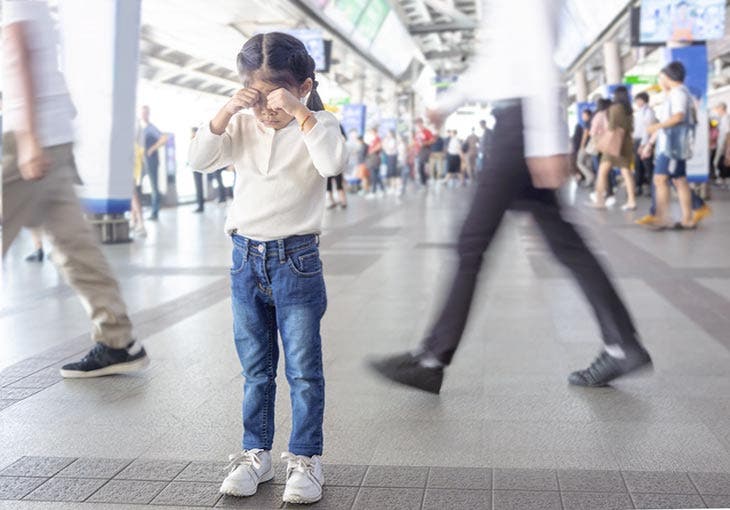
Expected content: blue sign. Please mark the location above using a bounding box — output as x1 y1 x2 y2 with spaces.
342 103 367 136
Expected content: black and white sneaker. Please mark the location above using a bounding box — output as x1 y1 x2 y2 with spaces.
568 347 652 387
368 351 444 394
60 341 150 378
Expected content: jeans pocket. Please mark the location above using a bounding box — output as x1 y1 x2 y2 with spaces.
230 245 247 274
287 250 322 278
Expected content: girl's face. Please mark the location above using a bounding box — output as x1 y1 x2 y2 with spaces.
246 75 307 130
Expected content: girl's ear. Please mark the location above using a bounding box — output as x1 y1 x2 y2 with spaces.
299 78 313 98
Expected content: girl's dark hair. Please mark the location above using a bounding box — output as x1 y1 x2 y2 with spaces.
612 86 633 116
582 109 593 118
237 32 324 112
597 98 612 112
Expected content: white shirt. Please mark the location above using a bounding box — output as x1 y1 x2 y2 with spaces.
656 86 690 156
633 105 657 145
447 137 462 156
433 0 568 158
188 111 346 241
2 0 76 147
382 136 398 156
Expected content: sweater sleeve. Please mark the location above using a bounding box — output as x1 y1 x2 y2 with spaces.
302 111 347 177
188 118 236 173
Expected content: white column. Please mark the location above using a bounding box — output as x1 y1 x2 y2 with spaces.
574 69 588 103
602 41 623 85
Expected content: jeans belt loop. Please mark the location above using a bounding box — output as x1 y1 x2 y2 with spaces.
277 239 286 263
243 237 249 262
315 234 320 247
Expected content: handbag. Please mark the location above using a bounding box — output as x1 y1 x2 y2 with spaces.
596 127 625 159
585 137 598 156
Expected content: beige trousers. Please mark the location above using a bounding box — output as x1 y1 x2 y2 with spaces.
2 133 134 349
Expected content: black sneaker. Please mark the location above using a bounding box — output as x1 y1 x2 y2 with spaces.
368 352 444 394
568 347 652 387
25 248 44 262
60 341 150 379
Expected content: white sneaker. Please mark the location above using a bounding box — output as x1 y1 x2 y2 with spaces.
220 449 273 497
281 452 324 504
606 196 616 207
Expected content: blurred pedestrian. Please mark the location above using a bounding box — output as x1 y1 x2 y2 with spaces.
575 109 595 186
383 129 399 194
464 128 480 182
365 127 385 197
2 0 149 377
24 228 44 262
414 118 435 185
713 102 730 188
191 127 206 213
633 92 656 196
139 105 168 221
369 0 651 393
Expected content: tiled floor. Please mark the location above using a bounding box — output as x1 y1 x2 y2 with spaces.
2 183 730 509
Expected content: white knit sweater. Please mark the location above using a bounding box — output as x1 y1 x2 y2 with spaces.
188 110 346 241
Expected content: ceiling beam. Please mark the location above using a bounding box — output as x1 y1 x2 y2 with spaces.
420 0 474 25
141 54 241 90
410 20 476 34
423 48 468 60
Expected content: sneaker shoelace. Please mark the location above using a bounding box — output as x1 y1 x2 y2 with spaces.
226 450 263 473
281 453 317 481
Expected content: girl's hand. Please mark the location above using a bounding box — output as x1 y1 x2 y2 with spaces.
267 88 306 117
224 88 260 115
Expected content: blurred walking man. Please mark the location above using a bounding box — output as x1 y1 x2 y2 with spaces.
2 0 149 377
370 0 652 393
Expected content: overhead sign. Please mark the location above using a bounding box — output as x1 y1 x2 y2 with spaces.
624 75 658 85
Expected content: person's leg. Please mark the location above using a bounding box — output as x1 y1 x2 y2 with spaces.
269 240 326 457
620 167 637 209
40 145 135 350
193 171 205 211
215 170 226 202
130 186 145 231
230 239 280 453
673 176 694 226
147 160 161 219
26 228 45 262
593 160 612 207
654 173 671 225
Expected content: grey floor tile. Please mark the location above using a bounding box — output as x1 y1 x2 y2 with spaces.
351 487 424 510
493 490 562 510
307 486 359 509
56 458 133 479
322 464 368 487
24 477 107 502
175 461 229 483
631 492 706 509
0 387 42 400
151 480 222 507
0 400 19 411
703 494 730 508
0 476 47 500
0 457 76 477
361 465 429 488
561 491 634 510
114 459 189 481
558 469 626 492
622 471 697 494
422 488 492 510
689 472 730 495
216 483 284 508
427 467 492 490
493 468 559 491
86 479 168 504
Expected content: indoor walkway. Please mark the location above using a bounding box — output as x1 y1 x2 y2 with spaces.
2 184 730 509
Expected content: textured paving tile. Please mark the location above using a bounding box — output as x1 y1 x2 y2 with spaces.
703 494 730 508
689 472 730 495
86 479 168 504
114 459 189 481
562 491 635 510
56 458 132 479
0 457 75 477
631 492 706 509
151 480 222 507
557 469 626 492
361 465 429 488
322 464 368 487
493 490 562 510
422 488 491 510
24 477 107 502
0 400 19 411
175 461 229 482
0 476 47 500
216 482 284 508
351 487 424 510
493 468 559 491
0 387 42 400
622 471 697 494
427 467 492 490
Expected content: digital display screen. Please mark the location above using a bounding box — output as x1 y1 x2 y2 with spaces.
640 0 726 43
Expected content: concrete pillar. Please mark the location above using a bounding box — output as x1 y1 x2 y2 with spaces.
59 0 141 242
574 69 589 103
602 41 623 85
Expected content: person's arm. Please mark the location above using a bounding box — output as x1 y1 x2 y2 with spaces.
300 111 347 177
146 131 169 157
4 21 50 180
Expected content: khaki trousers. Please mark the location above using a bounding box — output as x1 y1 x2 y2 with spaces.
2 133 134 349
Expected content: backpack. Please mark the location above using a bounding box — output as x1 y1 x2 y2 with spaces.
666 85 697 160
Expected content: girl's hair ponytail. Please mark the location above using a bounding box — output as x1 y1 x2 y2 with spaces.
237 32 325 112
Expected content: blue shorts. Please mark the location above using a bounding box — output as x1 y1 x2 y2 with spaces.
654 153 687 178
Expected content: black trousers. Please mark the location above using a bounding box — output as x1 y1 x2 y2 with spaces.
423 101 639 365
193 171 205 210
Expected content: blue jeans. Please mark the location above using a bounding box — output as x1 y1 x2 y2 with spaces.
146 159 161 217
649 154 704 215
230 233 327 457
